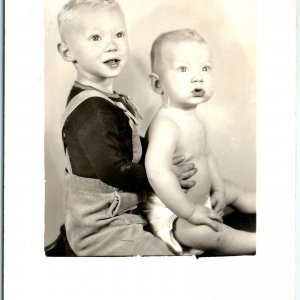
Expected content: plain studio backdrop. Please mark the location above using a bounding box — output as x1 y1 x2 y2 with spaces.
44 0 256 245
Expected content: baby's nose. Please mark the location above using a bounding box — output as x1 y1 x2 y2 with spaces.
191 72 203 83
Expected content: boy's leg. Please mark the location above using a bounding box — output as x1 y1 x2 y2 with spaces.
121 214 175 256
224 179 256 214
173 217 256 256
132 227 175 256
68 214 175 256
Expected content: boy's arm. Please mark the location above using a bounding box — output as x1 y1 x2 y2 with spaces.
145 117 222 228
75 105 149 192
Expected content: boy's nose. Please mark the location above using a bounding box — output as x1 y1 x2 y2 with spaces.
105 38 118 52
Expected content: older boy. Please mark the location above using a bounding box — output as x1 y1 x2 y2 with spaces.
145 29 256 255
57 0 197 256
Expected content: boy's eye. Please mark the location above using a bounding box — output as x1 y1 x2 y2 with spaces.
202 66 211 72
178 66 188 72
90 34 101 41
116 31 125 38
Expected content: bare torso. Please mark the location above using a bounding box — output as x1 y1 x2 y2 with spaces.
158 107 211 205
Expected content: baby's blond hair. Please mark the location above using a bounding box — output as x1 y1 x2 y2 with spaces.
150 29 206 74
58 0 121 41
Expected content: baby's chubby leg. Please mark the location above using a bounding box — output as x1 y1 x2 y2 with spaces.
173 217 256 256
224 179 256 214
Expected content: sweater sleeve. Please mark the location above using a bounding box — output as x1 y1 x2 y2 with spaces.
75 108 150 193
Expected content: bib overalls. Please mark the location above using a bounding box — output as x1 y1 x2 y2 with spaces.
61 89 174 256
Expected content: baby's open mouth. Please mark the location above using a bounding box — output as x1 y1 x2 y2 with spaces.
103 59 120 68
192 88 205 97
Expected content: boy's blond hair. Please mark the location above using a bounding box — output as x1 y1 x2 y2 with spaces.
150 29 207 74
58 0 121 41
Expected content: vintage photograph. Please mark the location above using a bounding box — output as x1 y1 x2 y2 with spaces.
44 0 256 257
4 0 296 298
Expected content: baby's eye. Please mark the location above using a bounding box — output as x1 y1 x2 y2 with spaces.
116 31 125 38
178 66 188 72
202 66 211 72
90 34 101 41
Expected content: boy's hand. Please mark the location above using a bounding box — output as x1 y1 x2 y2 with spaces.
187 204 223 232
211 190 226 217
171 155 197 189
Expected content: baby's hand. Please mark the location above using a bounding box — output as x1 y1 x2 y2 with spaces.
211 190 226 217
187 204 223 232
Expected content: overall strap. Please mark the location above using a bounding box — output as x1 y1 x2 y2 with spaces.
61 90 114 174
61 89 114 130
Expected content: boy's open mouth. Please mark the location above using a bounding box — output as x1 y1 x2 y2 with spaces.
192 88 205 97
103 59 121 68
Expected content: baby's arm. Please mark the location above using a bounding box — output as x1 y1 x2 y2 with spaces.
145 116 222 230
141 137 197 190
206 146 226 214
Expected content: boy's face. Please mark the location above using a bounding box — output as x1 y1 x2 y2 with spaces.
158 40 214 109
63 6 129 84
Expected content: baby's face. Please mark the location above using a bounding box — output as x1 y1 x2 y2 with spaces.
159 41 214 109
63 6 129 82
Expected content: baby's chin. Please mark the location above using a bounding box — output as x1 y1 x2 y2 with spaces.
191 95 211 104
180 100 207 110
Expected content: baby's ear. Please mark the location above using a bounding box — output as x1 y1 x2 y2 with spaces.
149 73 163 95
57 42 76 62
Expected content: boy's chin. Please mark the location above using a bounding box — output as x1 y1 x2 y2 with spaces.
101 69 124 78
99 64 126 77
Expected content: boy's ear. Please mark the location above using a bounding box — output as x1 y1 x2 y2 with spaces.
57 42 76 62
149 73 163 95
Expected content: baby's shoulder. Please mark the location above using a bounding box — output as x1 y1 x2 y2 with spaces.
148 108 179 138
151 108 178 127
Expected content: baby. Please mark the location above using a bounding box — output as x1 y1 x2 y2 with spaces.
145 29 256 256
